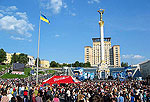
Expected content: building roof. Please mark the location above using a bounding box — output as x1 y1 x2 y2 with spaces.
41 59 49 61
84 46 92 48
112 45 120 47
138 60 150 65
92 37 111 42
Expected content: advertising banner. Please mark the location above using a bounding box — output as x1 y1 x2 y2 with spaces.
13 63 25 72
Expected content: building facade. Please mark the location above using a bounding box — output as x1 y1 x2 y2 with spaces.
3 53 12 64
27 55 35 67
84 37 121 67
84 46 92 64
40 60 50 68
92 38 111 67
3 52 49 68
139 60 150 79
112 45 121 67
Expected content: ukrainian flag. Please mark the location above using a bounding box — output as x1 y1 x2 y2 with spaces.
40 14 50 24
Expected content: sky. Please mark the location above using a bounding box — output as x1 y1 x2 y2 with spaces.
0 0 150 65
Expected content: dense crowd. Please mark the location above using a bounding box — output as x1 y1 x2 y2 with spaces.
0 74 150 102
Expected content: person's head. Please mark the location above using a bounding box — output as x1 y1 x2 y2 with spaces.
86 97 89 101
2 91 7 96
120 94 123 96
16 96 22 102
11 97 16 102
81 95 84 99
55 94 59 98
32 93 35 97
91 94 101 102
37 93 40 96
131 92 134 96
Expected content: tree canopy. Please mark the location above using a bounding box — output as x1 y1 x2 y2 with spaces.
50 61 58 67
0 48 6 63
11 53 18 64
18 53 28 64
50 61 91 68
11 53 28 65
121 62 128 67
35 58 41 67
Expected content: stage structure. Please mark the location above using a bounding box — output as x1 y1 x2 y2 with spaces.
97 9 110 79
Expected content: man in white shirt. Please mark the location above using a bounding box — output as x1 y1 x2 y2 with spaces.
7 91 13 102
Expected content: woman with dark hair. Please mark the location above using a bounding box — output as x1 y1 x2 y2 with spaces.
52 94 60 102
1 91 9 102
36 93 43 102
32 93 36 102
16 96 23 102
11 97 17 102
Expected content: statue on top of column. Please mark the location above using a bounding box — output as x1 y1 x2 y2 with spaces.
98 9 104 21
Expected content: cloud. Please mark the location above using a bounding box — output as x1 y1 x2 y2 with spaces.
132 55 145 59
10 36 25 40
122 54 145 59
122 54 132 59
63 3 67 8
0 6 17 15
6 6 18 11
0 10 5 14
0 13 3 17
55 34 60 37
88 0 100 4
0 6 34 39
40 0 68 14
71 13 76 16
10 36 32 42
28 39 32 42
0 15 34 37
41 0 63 14
16 12 27 20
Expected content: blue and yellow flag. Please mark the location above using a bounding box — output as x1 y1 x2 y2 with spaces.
40 14 50 24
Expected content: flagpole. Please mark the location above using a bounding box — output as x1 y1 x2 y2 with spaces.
36 11 41 85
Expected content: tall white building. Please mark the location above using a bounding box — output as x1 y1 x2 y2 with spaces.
84 46 92 64
84 37 121 67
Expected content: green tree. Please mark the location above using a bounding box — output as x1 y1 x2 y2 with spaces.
57 63 61 67
84 62 91 67
67 64 71 67
35 58 41 67
62 63 68 67
0 48 6 63
11 53 19 64
79 62 84 67
18 53 28 64
50 61 58 67
121 62 128 67
74 61 80 67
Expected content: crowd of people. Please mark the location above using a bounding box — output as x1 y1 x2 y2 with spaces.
0 74 150 102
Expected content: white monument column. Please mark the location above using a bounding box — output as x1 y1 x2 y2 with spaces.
97 9 110 79
98 9 105 64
